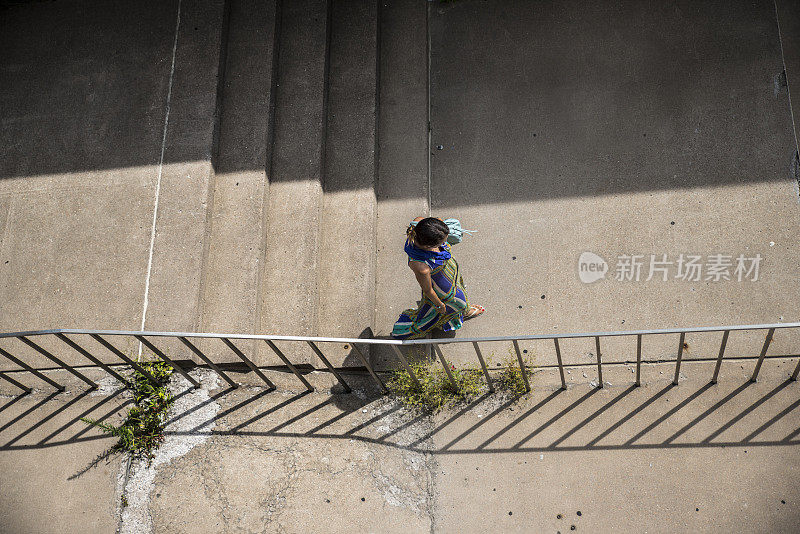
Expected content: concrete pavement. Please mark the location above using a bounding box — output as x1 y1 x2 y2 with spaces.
423 0 800 367
135 357 800 533
0 373 129 534
4 356 798 532
0 0 226 364
2 0 800 531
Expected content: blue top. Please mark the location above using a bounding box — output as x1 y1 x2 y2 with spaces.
404 239 452 269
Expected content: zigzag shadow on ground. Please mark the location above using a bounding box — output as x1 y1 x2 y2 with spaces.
4 369 800 464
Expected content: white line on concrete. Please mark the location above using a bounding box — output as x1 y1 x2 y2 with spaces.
774 0 800 171
139 0 182 358
426 1 432 216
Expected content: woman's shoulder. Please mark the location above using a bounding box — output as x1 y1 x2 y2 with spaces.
408 259 432 273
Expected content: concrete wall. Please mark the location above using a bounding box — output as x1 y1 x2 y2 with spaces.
427 0 800 366
1 0 799 373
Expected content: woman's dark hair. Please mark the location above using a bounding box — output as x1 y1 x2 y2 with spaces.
410 217 449 247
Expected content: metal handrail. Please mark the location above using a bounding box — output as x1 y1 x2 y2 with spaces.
2 321 800 342
1 322 799 395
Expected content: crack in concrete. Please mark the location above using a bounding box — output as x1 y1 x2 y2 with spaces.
116 369 220 534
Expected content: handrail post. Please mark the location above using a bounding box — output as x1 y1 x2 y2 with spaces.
433 344 458 391
594 336 603 388
472 341 494 392
390 345 421 390
711 330 730 384
512 340 531 392
350 343 387 393
673 332 685 386
135 335 200 388
178 337 238 389
306 341 351 392
18 335 98 389
264 340 314 391
553 338 566 390
791 356 800 381
750 328 775 382
635 334 642 387
220 338 275 389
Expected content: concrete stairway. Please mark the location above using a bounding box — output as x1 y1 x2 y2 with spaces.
4 0 800 380
256 0 328 365
199 0 430 368
0 0 430 372
199 0 276 361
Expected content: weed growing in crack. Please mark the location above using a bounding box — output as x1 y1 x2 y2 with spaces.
388 355 533 413
388 361 484 413
485 347 535 397
495 356 530 397
81 361 174 460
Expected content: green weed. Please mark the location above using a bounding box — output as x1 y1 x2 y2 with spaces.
483 347 535 397
388 361 485 413
496 356 530 396
81 361 174 460
388 354 534 413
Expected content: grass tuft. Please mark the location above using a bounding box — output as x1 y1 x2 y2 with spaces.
388 354 533 413
495 356 530 397
388 361 485 413
81 361 174 460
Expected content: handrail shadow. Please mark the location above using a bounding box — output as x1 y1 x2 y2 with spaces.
2 376 800 459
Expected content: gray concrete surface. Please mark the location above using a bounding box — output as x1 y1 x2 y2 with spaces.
430 360 800 532
146 387 432 533
143 359 800 533
5 357 797 532
0 0 227 365
0 0 176 342
258 0 328 366
0 377 129 534
373 0 431 368
143 0 226 340
776 0 800 161
421 0 800 366
316 0 379 367
2 0 800 531
199 0 276 363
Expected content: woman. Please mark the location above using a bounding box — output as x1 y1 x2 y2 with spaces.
391 217 484 339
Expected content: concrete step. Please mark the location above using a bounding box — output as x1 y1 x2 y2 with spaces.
258 0 329 365
199 0 277 363
373 0 430 369
140 0 227 360
316 0 379 367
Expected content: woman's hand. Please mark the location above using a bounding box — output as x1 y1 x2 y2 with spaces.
434 302 447 314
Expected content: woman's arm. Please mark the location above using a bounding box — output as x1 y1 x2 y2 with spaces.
409 261 447 312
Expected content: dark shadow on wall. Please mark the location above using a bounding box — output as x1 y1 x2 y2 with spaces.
1 0 186 179
429 0 799 207
1 0 798 204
